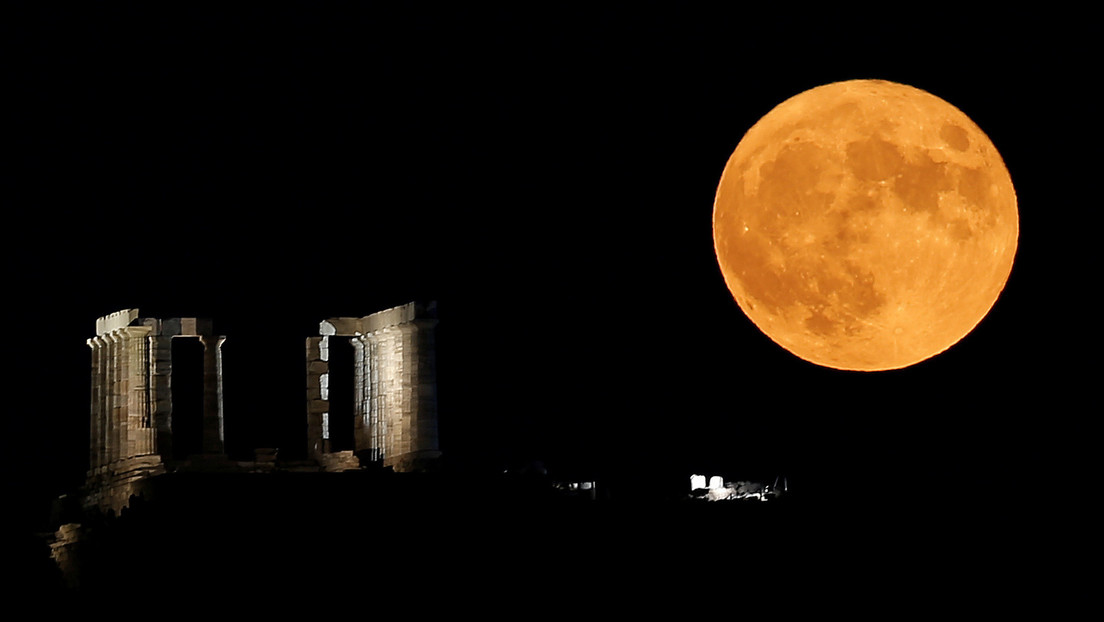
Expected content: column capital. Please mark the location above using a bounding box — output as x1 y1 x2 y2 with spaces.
198 335 227 350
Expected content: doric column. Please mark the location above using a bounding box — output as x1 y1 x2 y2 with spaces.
87 337 105 473
368 333 381 462
352 336 368 454
120 326 154 458
371 333 381 461
379 327 401 463
305 336 328 460
150 335 174 462
199 335 226 455
216 336 225 448
395 323 416 460
102 333 117 468
115 331 130 462
105 332 121 466
117 330 132 459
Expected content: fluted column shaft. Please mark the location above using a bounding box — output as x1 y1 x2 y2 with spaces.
106 332 121 465
395 323 415 459
379 327 401 462
199 336 226 455
87 337 106 472
150 336 174 461
366 334 381 462
120 326 154 459
352 337 367 454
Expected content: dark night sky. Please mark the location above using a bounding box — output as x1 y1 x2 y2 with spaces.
3 6 1093 521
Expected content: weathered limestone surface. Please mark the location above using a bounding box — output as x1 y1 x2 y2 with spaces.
308 301 441 472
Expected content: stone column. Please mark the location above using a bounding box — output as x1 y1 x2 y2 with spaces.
379 327 401 464
305 336 328 460
105 332 121 466
121 326 154 458
199 335 226 455
150 335 174 462
365 333 381 462
352 336 368 455
82 310 179 514
106 333 119 467
87 337 105 474
118 330 133 459
115 331 128 463
216 336 226 449
395 323 415 461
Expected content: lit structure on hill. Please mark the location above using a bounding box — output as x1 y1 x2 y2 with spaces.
689 474 788 502
80 302 440 515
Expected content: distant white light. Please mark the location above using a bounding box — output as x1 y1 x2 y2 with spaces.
708 476 724 490
690 474 707 490
322 412 330 440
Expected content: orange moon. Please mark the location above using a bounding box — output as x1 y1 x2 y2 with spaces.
713 79 1018 371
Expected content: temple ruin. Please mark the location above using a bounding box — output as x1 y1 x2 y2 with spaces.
84 309 227 511
307 302 441 473
80 302 440 514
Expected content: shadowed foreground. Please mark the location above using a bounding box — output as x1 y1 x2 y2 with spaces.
28 468 1060 613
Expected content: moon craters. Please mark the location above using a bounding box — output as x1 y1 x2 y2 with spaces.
940 123 971 151
846 137 906 182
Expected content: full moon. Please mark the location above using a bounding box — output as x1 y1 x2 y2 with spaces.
713 79 1018 371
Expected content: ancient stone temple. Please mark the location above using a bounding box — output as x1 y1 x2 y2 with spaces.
306 301 441 472
80 302 440 514
84 309 227 511
50 302 444 592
